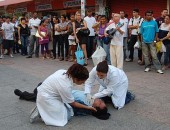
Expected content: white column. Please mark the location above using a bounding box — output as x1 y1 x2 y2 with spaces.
167 0 170 14
81 0 86 18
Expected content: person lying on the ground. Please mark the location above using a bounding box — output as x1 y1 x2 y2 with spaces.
85 61 135 110
26 64 97 127
14 87 110 120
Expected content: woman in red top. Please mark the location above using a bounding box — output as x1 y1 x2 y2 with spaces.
38 19 49 59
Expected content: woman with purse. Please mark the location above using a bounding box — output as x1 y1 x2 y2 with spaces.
18 18 30 56
92 15 111 65
158 15 170 70
74 11 88 66
38 19 49 59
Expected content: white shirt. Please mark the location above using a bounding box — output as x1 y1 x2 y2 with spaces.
58 21 68 34
37 70 74 126
129 16 143 35
54 23 60 35
84 16 96 36
84 65 128 109
120 18 128 37
159 23 170 31
28 18 41 35
2 22 14 40
105 22 125 46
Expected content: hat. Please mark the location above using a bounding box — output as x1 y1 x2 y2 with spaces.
43 16 48 20
92 107 111 120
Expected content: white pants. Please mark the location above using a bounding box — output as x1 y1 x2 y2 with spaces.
110 45 123 69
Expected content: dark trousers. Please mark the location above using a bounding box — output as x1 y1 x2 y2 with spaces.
29 35 39 57
60 34 69 58
101 91 134 105
18 82 42 102
164 44 170 65
41 43 48 55
128 35 142 60
87 36 95 58
21 35 29 55
13 41 20 53
53 35 60 58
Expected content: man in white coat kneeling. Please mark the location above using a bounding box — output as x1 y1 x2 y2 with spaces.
85 61 135 110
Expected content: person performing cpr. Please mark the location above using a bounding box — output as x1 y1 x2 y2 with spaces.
84 61 135 110
30 64 96 127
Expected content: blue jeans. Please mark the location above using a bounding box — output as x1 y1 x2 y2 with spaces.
21 35 29 55
164 44 170 65
97 39 111 65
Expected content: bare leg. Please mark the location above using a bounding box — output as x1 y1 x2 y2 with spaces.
81 44 88 64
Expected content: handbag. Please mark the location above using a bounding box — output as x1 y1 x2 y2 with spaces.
134 40 142 50
35 31 46 39
78 28 90 36
92 46 106 66
102 37 111 45
75 43 85 65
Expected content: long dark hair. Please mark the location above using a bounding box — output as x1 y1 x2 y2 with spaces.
66 64 89 81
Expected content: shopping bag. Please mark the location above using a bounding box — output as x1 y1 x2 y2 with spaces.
134 40 142 49
160 43 166 52
75 44 85 65
156 41 163 53
92 46 106 66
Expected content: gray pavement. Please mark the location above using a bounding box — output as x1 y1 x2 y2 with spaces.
0 54 170 130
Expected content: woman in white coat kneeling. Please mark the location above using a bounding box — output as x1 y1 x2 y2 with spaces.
85 61 135 110
31 64 96 127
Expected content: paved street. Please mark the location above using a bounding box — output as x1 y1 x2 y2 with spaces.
0 54 170 130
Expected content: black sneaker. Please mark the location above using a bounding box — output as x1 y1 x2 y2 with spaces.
130 93 136 100
26 56 32 58
14 89 22 97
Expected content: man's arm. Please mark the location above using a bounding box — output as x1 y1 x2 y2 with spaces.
128 18 138 29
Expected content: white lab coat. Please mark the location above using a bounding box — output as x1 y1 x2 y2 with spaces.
37 70 74 127
85 65 128 109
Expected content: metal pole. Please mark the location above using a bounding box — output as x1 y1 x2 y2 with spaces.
81 0 85 18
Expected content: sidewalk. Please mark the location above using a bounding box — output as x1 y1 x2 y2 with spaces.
0 54 170 130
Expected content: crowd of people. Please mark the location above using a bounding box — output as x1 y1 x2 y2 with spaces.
7 8 170 127
0 8 170 73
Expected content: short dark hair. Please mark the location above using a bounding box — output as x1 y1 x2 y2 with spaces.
92 107 110 120
61 14 66 19
20 18 26 21
66 64 89 81
133 8 139 13
162 9 168 11
100 15 106 19
6 16 10 19
145 10 153 16
120 11 125 13
87 9 92 12
96 61 109 74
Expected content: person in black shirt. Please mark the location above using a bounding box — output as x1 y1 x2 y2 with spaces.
156 9 168 28
18 18 30 56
